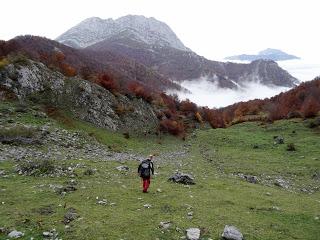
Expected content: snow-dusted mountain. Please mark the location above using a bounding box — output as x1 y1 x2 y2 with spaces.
56 15 189 51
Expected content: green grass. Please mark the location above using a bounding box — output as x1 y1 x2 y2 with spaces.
0 101 320 239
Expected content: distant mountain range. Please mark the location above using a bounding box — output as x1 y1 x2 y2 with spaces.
56 16 298 89
225 48 300 62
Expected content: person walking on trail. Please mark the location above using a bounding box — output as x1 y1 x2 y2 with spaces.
138 155 154 193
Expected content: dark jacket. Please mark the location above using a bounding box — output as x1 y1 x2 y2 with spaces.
138 159 154 178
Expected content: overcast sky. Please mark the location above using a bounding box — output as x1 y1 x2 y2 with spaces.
1 0 319 61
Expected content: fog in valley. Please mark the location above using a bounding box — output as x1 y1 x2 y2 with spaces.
171 77 289 108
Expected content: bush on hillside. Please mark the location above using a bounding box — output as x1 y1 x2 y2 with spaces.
159 119 185 136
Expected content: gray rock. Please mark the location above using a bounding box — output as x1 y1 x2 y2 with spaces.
222 225 243 240
8 230 24 238
168 173 195 185
159 221 172 230
116 165 129 171
274 178 290 189
244 175 258 184
186 228 200 240
42 231 53 237
63 208 78 224
274 136 284 144
97 199 108 205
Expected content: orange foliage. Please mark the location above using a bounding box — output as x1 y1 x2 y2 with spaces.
300 96 320 118
127 81 152 102
159 119 185 136
180 99 198 114
97 73 119 93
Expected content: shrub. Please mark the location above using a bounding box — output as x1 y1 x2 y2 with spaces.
0 57 9 69
300 96 320 118
127 81 152 102
287 111 302 119
17 159 56 176
307 117 320 128
159 119 185 136
179 99 197 114
97 73 119 93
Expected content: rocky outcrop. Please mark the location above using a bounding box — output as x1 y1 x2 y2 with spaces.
0 60 158 132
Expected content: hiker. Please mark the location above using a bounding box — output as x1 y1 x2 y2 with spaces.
137 155 154 193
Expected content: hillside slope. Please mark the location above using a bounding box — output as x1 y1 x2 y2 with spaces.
0 102 319 239
0 58 158 132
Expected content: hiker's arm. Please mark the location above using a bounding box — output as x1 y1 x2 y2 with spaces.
137 164 141 173
151 162 154 175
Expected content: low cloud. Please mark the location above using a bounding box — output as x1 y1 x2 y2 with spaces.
169 78 289 108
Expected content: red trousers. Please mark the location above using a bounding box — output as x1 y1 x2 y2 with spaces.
142 178 151 192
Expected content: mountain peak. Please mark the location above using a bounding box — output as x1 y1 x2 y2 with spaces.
56 15 189 51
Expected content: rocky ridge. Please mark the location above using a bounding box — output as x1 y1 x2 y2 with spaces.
0 59 158 132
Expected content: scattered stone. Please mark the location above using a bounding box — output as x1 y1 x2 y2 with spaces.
43 231 53 237
221 225 243 240
315 216 319 221
286 143 296 151
187 211 193 219
168 173 195 185
157 188 162 193
244 175 258 184
83 168 96 175
186 228 201 240
42 229 58 239
0 227 9 234
36 205 55 215
159 221 172 230
143 204 152 208
0 170 6 176
116 165 129 172
272 206 281 211
312 171 320 180
63 208 78 224
55 185 77 195
274 178 290 189
8 230 24 238
273 136 284 144
97 199 108 205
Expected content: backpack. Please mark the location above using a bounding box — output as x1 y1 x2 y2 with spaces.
140 161 151 178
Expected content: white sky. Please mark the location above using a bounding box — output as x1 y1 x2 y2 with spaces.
1 0 319 61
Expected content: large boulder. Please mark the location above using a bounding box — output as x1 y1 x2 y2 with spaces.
8 230 24 238
168 173 195 185
221 225 243 240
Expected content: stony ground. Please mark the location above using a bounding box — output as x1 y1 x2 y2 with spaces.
0 100 319 240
